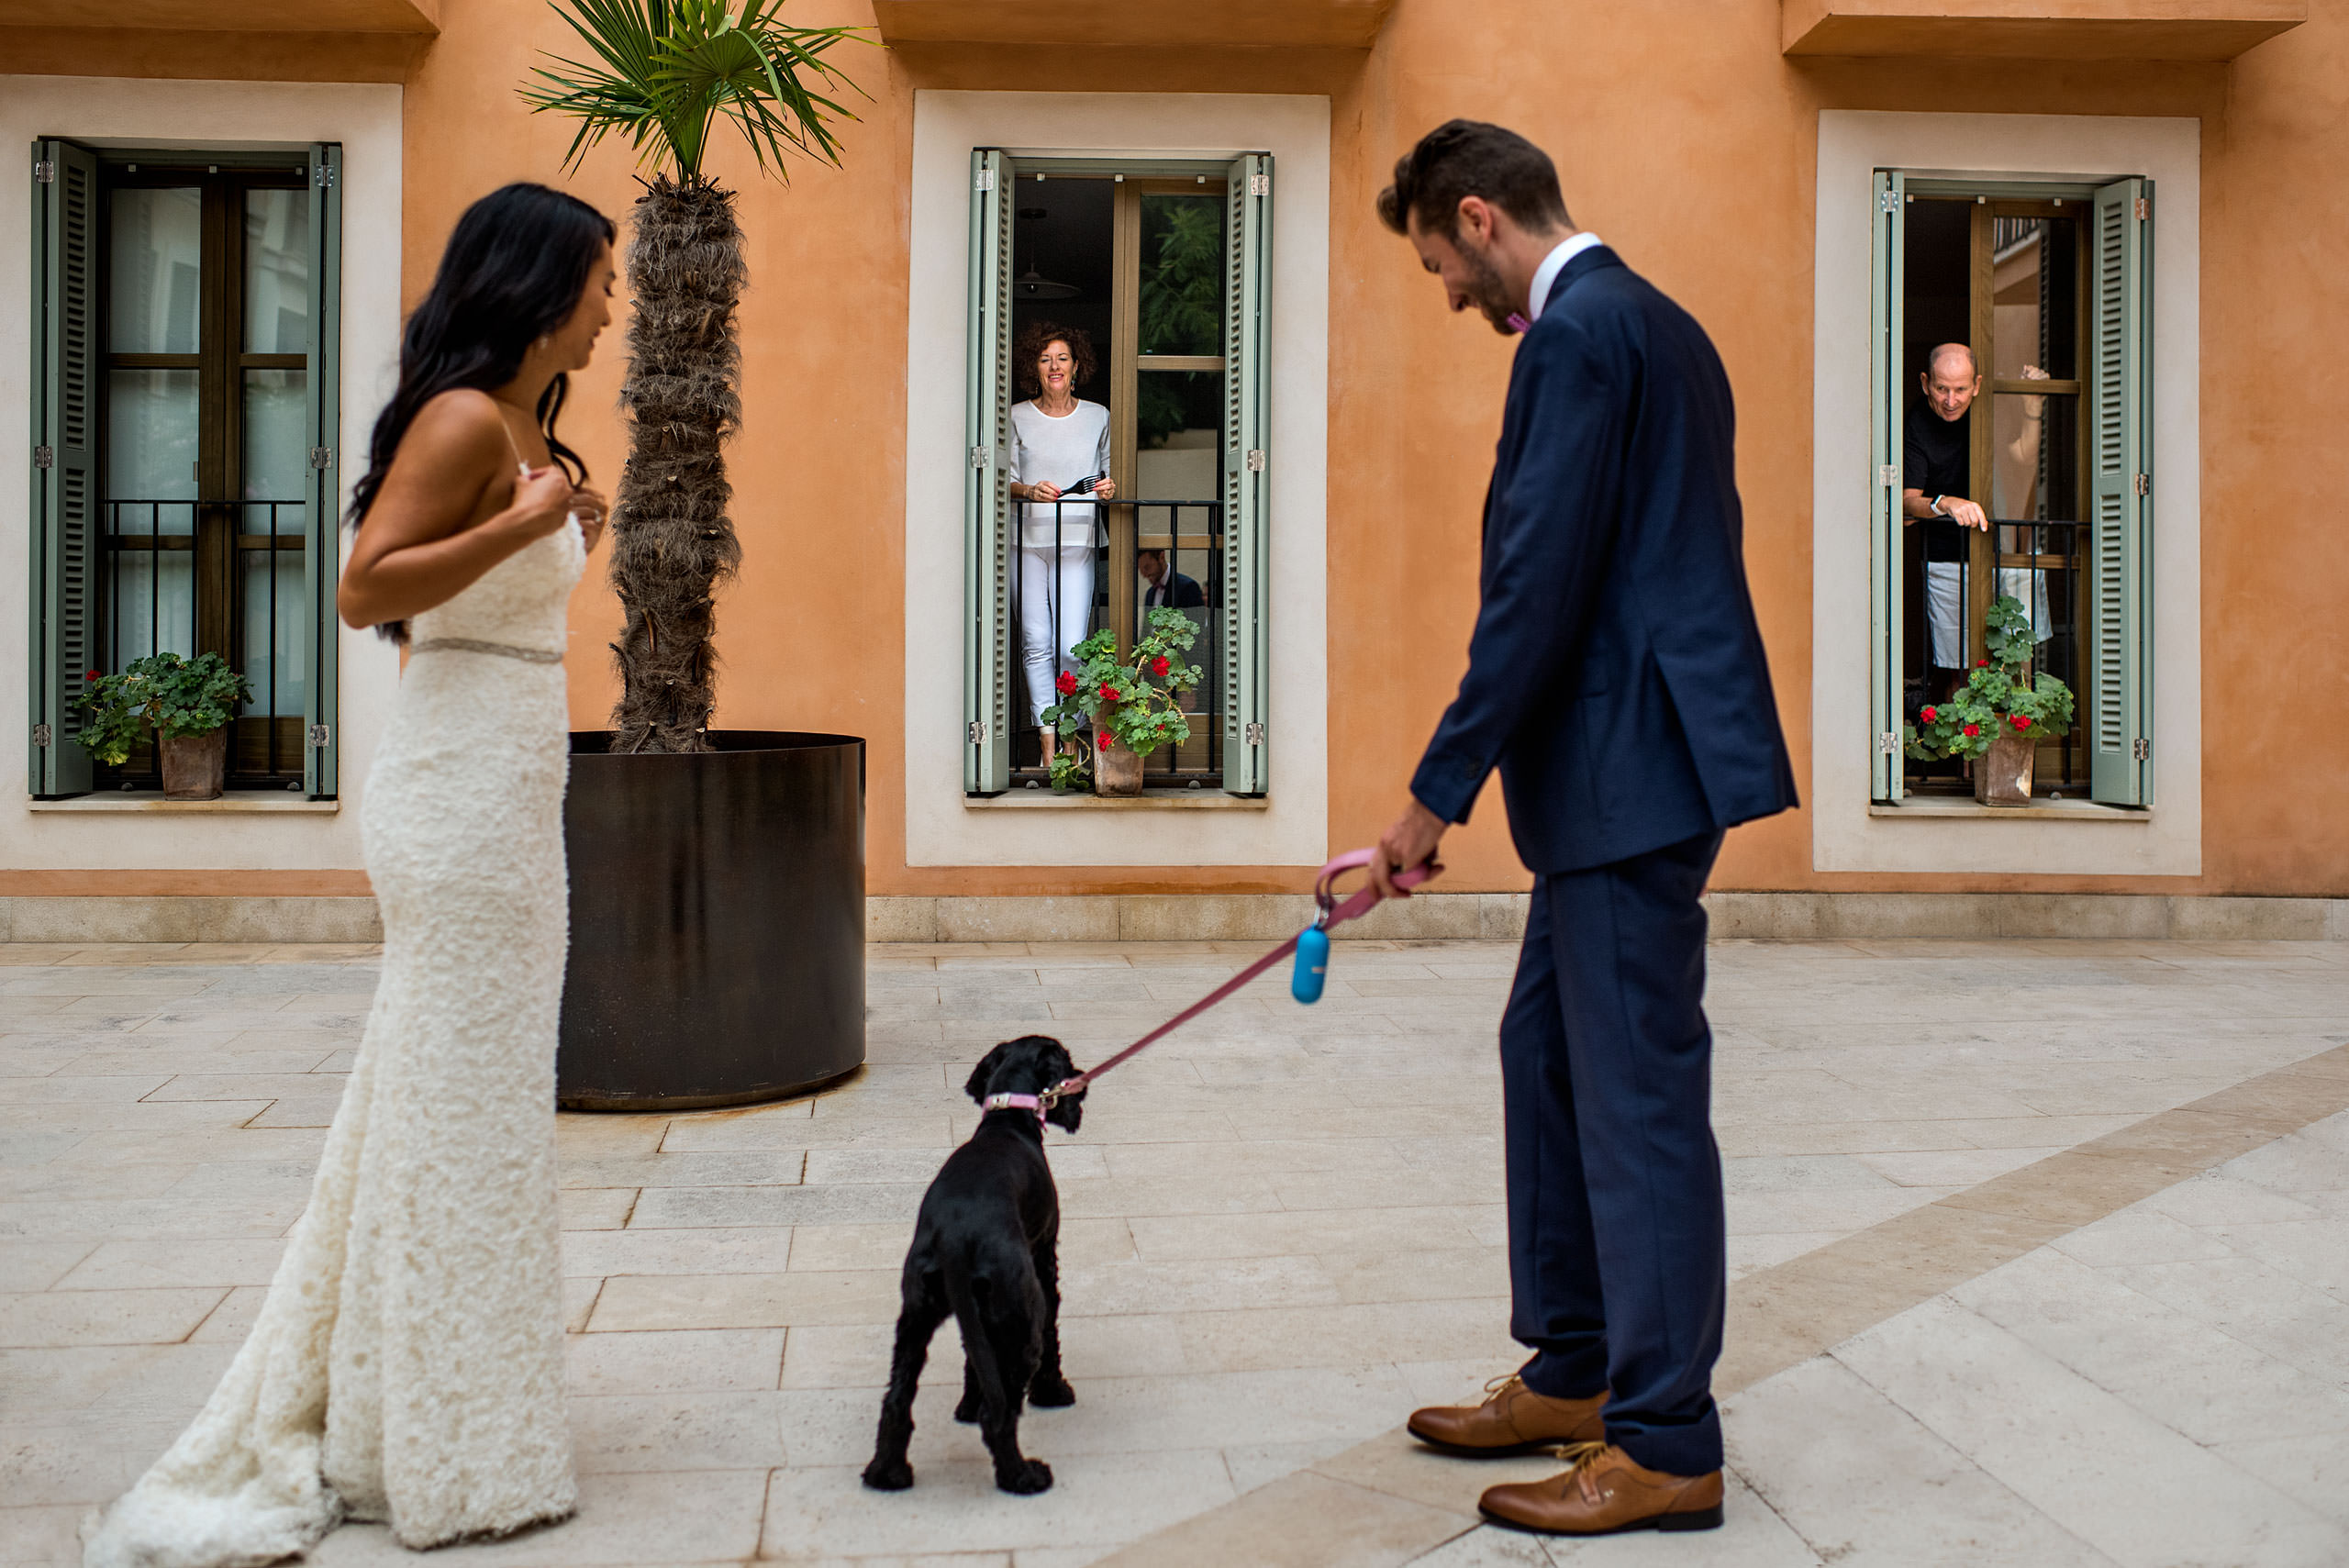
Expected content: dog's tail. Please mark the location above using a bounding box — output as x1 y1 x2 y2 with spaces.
939 1250 1005 1413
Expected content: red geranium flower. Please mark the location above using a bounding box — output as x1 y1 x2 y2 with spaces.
1963 723 1980 738
1920 706 1937 723
1098 682 1119 702
2009 714 2031 730
1151 656 1170 677
1055 671 1078 695
1976 659 1990 668
84 669 101 682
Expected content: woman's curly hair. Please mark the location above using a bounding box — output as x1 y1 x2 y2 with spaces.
1014 320 1097 395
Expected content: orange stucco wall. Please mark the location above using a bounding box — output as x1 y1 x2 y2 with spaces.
13 1 2349 901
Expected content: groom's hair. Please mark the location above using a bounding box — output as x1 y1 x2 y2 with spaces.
1379 120 1572 240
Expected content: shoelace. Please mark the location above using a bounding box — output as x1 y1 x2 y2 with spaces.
1549 1440 1616 1502
1481 1373 1522 1402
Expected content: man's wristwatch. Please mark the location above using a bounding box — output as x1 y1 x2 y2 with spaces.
1930 495 1950 517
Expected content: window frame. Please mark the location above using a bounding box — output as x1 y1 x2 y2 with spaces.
26 138 340 799
961 148 1273 799
1870 169 2152 809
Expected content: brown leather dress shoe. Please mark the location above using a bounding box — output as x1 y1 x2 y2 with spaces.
1406 1375 1607 1457
1478 1441 1724 1535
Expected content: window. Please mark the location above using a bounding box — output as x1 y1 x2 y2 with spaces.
1870 172 2152 806
962 150 1271 796
28 139 341 798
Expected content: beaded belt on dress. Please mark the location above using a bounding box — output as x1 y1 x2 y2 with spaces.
407 638 563 664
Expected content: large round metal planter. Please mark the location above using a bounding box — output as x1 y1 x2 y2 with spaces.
559 730 864 1110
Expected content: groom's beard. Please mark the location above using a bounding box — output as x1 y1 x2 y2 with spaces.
1459 244 1518 335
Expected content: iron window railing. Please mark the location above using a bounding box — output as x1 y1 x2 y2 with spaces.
100 497 309 789
1907 517 2088 793
1008 497 1226 791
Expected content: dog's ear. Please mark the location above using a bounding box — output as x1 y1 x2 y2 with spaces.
963 1041 1010 1105
1041 1041 1084 1133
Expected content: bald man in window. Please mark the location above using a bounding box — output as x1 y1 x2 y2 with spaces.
1902 343 2047 693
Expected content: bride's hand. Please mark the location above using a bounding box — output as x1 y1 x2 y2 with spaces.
566 484 609 551
507 465 578 541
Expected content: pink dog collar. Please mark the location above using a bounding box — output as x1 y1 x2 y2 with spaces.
983 1092 1047 1125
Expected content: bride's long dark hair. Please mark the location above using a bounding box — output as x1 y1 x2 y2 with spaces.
349 184 614 629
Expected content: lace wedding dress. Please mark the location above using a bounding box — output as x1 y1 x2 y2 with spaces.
85 515 586 1567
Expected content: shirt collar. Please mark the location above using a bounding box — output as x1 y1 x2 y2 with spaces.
1527 232 1604 324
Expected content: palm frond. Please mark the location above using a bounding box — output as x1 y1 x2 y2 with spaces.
520 0 871 184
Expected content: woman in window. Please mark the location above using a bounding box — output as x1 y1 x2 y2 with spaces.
1008 321 1114 763
85 184 613 1566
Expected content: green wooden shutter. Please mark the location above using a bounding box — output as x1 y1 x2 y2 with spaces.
963 148 1012 794
1869 170 1906 803
27 139 99 798
305 142 343 798
1220 152 1272 796
2088 177 2154 806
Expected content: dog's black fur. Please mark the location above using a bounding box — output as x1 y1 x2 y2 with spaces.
862 1034 1085 1496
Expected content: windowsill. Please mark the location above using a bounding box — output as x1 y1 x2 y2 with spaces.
1870 796 2146 821
30 795 339 814
967 789 1270 810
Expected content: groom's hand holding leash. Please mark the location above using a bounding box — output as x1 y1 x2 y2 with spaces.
1371 798 1448 901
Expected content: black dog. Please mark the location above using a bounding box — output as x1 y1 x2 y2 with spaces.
862 1034 1085 1496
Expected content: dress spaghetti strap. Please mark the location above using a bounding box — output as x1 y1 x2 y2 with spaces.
496 409 532 482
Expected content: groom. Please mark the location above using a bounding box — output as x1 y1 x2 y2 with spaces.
1366 121 1796 1535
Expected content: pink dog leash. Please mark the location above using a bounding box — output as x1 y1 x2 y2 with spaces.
1038 848 1441 1107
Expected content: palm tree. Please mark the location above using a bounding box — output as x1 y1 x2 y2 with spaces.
522 0 867 751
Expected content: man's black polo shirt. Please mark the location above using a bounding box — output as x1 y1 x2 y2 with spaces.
1903 400 1971 564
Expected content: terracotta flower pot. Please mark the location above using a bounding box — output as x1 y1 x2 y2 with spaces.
1976 730 2033 806
1093 728 1144 797
160 728 228 801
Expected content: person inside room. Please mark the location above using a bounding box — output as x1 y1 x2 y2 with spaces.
1137 547 1202 611
1901 341 2048 697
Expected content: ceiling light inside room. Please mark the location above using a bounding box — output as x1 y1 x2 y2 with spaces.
1013 263 1078 301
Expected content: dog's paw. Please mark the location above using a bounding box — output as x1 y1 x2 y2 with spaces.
996 1458 1054 1495
953 1393 984 1424
1030 1374 1075 1407
861 1458 915 1491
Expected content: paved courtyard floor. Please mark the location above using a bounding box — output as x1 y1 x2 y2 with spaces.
4 936 2348 1566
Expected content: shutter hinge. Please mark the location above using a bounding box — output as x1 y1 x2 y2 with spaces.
33 159 56 184
1878 187 1898 214
2132 737 2151 762
31 724 52 748
34 446 55 470
308 446 334 471
2132 473 2150 496
969 445 989 469
1877 463 1898 489
1250 171 1270 197
974 167 996 192
1877 731 1899 756
1243 722 1264 746
1245 449 1266 473
968 720 989 745
307 723 331 748
2133 195 2150 221
315 163 337 190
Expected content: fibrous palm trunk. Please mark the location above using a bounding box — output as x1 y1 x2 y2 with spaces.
608 175 746 752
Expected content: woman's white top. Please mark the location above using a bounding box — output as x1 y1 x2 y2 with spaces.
1009 399 1111 549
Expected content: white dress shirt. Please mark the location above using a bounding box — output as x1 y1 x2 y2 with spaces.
1527 231 1606 323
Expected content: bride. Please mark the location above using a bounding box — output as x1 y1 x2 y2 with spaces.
84 183 616 1566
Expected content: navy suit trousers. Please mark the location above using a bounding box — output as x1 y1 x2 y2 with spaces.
1502 828 1727 1476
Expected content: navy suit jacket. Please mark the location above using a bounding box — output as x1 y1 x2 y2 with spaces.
1408 247 1797 874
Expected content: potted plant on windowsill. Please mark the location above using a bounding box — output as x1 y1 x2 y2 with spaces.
75 653 255 802
1904 594 2076 806
1040 607 1203 797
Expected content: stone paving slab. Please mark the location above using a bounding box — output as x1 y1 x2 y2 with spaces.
3 938 2347 1565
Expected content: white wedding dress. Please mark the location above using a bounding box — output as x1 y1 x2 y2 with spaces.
85 514 586 1567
